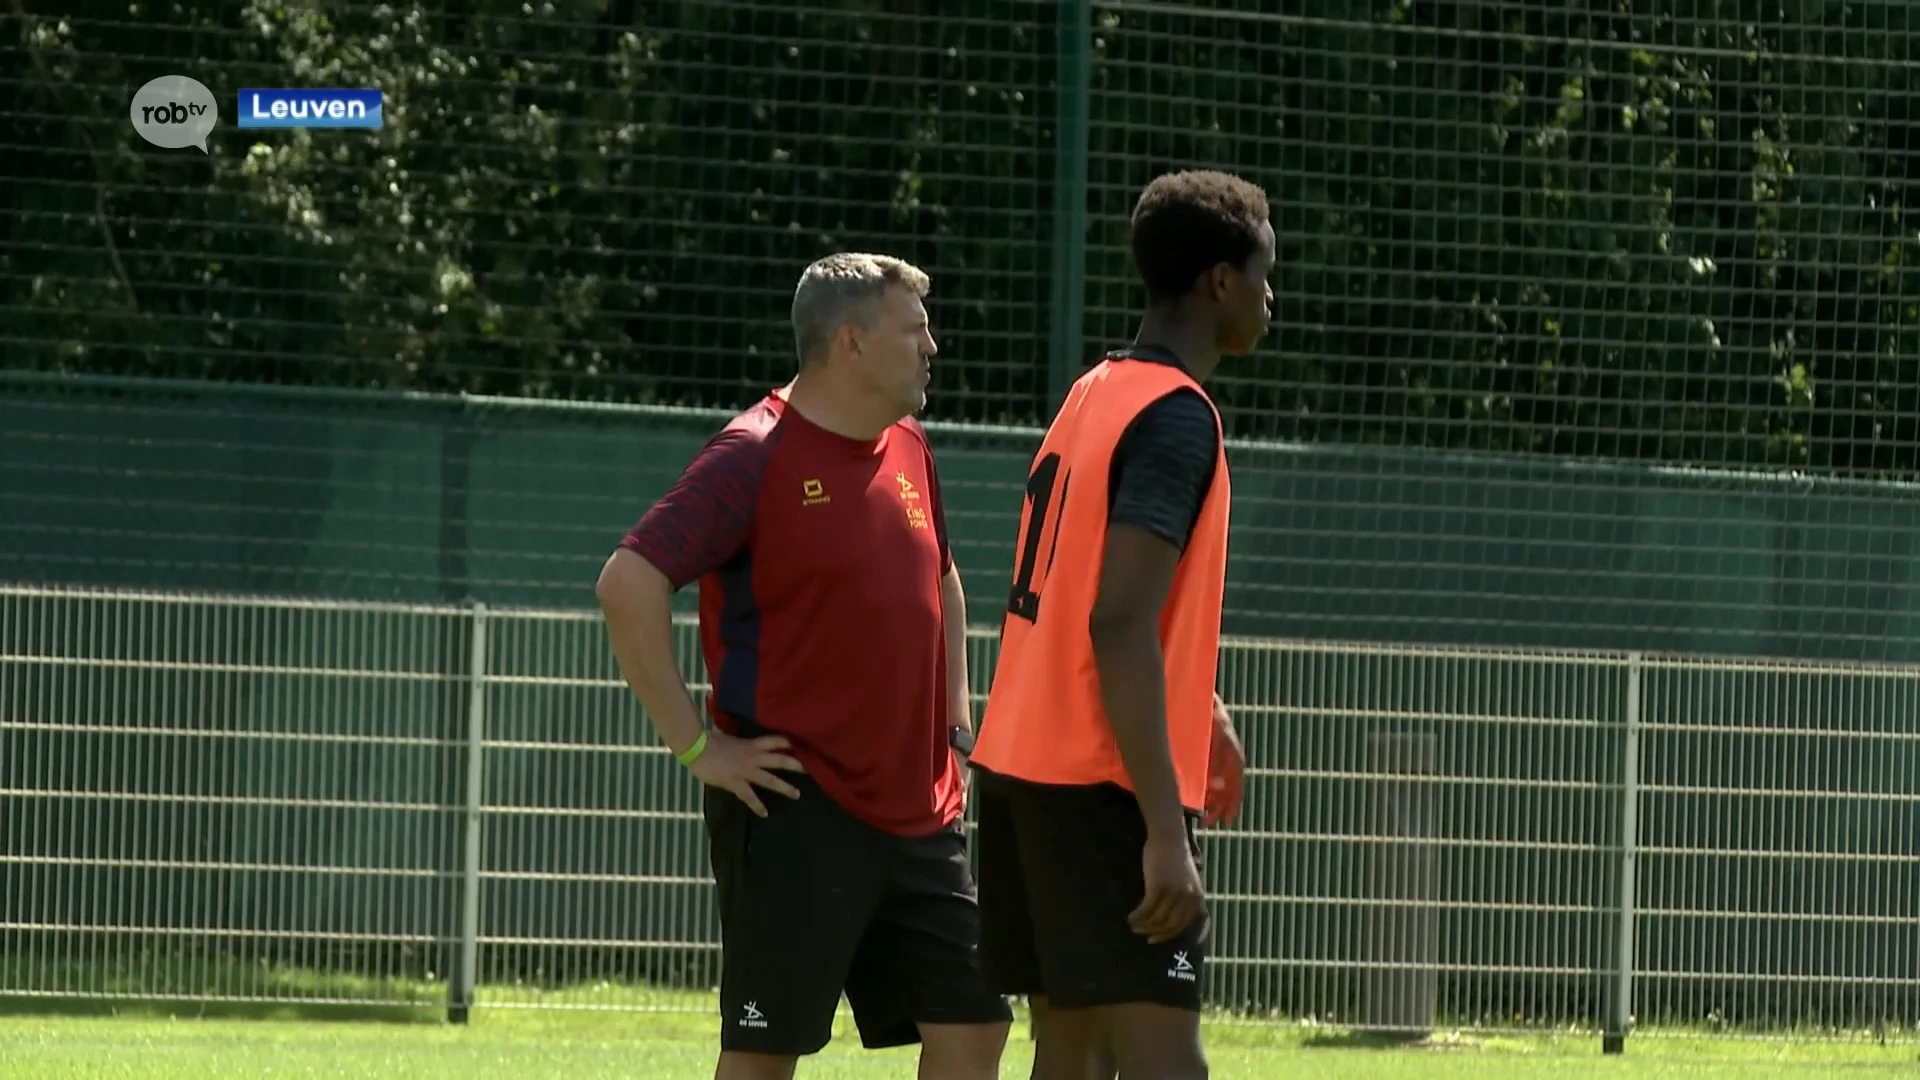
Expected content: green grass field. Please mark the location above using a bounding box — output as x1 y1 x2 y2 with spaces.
3 998 1918 1079
1 959 1914 1078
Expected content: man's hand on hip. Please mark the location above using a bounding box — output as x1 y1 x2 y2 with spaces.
687 731 806 817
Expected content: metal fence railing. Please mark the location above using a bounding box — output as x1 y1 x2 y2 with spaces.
3 583 1918 1044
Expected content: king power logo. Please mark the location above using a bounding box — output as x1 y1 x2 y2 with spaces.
739 1001 768 1029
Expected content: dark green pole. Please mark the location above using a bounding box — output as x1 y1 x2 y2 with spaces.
1047 0 1092 415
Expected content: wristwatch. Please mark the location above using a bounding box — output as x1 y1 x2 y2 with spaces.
949 726 976 759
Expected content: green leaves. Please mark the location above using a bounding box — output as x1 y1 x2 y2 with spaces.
7 2 1916 474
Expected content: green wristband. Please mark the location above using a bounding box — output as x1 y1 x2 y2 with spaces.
675 731 709 767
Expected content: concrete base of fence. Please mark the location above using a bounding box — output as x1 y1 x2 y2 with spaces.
1363 732 1439 1040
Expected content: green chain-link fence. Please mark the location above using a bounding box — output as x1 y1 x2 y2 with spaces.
8 1 1919 472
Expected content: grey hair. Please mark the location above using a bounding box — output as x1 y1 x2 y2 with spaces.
790 252 931 366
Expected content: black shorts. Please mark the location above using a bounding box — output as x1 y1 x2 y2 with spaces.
973 767 1209 1011
704 775 1012 1056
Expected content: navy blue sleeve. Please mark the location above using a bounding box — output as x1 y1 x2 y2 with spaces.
904 419 953 575
620 424 775 590
926 445 954 575
1106 389 1220 553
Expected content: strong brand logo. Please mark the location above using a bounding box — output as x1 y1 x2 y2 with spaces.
1168 951 1196 983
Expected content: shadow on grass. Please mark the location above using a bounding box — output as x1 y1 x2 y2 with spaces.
1304 1030 1417 1049
0 955 445 1025
1300 1030 1456 1051
0 955 732 1028
0 994 440 1025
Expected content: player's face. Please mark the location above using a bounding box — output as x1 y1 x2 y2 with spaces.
1216 220 1277 356
854 285 937 417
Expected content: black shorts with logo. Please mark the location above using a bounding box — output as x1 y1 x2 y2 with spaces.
973 766 1209 1011
704 775 1012 1056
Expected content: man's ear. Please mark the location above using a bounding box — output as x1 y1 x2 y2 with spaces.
1206 262 1235 302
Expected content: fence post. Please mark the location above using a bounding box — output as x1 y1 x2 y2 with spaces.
449 601 489 1024
1605 651 1643 1054
1363 732 1438 1041
1047 0 1092 413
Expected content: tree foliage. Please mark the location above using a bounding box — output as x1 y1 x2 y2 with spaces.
6 1 1917 474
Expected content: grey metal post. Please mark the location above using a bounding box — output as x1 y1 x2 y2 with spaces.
1605 652 1643 1054
1047 0 1092 413
449 601 488 1023
1364 732 1439 1041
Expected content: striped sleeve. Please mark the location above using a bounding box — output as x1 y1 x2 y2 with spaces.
620 425 776 589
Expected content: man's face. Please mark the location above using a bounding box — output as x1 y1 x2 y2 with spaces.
1215 220 1277 356
849 285 937 417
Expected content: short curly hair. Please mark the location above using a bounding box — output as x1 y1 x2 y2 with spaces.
1129 170 1271 302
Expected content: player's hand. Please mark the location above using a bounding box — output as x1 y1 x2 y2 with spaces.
1203 694 1245 828
687 730 806 818
1130 830 1205 945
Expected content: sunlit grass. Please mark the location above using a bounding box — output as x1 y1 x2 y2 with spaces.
1 961 1917 1078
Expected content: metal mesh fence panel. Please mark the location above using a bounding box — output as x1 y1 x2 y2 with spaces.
1214 639 1624 1035
476 606 713 1010
6 584 1920 1043
0 587 463 1012
1634 655 1920 1037
1083 3 1920 473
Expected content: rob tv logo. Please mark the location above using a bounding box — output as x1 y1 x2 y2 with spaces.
141 100 209 126
128 79 384 149
129 76 219 152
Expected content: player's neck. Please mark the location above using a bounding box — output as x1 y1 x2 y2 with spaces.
1132 311 1221 382
782 371 897 442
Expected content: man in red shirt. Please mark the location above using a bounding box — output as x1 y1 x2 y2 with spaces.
595 253 1011 1080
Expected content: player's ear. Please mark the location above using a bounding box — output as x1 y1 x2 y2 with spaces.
1206 262 1235 302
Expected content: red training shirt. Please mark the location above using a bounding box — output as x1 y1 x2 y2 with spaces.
620 389 962 838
